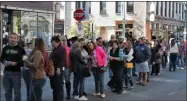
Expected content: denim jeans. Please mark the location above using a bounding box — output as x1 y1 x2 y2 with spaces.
3 71 21 101
123 68 133 87
170 53 178 71
50 73 64 101
92 67 105 94
21 69 31 100
177 54 184 68
73 68 84 97
148 65 152 78
64 68 71 98
108 66 113 78
30 78 46 101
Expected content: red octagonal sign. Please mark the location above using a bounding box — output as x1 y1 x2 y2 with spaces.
74 9 85 21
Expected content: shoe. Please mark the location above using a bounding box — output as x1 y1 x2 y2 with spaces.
66 96 70 100
117 90 123 94
83 92 87 96
92 93 100 96
123 86 128 89
147 79 150 82
74 95 79 100
181 68 184 70
130 87 134 91
100 94 106 98
112 89 118 93
78 96 88 101
133 74 137 76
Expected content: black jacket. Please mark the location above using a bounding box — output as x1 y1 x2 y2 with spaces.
0 45 26 72
50 44 66 71
70 49 87 72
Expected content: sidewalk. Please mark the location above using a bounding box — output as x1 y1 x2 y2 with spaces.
1 68 186 101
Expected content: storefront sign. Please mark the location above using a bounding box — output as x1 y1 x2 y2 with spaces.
74 9 85 21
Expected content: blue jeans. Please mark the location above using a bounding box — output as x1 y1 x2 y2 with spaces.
108 67 113 78
64 68 71 82
30 78 46 101
3 71 21 101
170 53 178 71
177 54 184 68
148 65 152 78
92 67 105 94
21 69 31 100
73 68 85 97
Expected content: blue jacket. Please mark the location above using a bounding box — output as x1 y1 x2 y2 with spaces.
134 44 151 63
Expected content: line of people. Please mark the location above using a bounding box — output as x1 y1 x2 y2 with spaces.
1 33 186 101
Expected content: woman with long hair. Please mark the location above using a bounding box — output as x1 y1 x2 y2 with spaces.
169 38 179 71
87 41 107 98
24 38 47 101
123 40 134 90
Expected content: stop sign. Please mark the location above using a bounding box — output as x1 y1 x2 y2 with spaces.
74 9 85 21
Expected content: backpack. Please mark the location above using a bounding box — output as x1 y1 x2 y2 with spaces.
42 51 55 77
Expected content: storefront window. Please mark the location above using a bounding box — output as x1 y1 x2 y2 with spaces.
37 13 53 50
21 11 53 50
13 11 21 35
21 11 37 43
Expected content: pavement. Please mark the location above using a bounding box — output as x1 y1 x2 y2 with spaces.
0 63 186 101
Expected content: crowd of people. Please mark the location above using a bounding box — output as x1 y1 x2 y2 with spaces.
0 32 186 101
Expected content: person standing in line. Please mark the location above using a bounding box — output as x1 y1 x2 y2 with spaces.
109 40 124 94
177 39 185 70
122 40 134 90
24 38 47 101
50 36 66 101
134 37 151 86
107 35 116 89
151 44 162 76
22 43 33 101
0 33 26 101
169 39 179 72
60 36 72 100
87 41 107 98
70 39 89 101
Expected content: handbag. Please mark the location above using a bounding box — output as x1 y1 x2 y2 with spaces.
82 67 91 77
126 62 134 68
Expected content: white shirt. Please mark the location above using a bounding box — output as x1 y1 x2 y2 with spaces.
169 43 179 53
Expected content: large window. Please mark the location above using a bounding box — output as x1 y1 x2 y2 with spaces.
182 4 184 20
75 1 81 9
21 11 53 50
165 2 167 17
179 3 181 19
55 3 61 20
116 1 122 13
172 2 174 18
127 1 134 13
100 1 106 13
176 2 178 14
160 2 163 16
156 2 159 15
169 2 171 17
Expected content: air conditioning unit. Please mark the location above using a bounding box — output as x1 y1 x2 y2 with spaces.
101 10 107 14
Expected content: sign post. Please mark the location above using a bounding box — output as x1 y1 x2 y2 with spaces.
74 9 85 37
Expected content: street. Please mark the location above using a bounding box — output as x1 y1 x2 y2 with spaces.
0 63 186 101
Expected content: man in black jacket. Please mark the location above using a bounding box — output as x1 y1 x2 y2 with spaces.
50 36 66 101
0 33 26 101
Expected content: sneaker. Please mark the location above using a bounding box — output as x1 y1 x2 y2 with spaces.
130 87 134 90
100 94 106 98
92 93 100 96
78 96 88 101
181 67 184 70
74 95 79 100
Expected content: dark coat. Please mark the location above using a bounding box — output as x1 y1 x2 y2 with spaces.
70 49 87 72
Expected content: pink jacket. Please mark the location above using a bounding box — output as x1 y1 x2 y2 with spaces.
95 46 107 67
64 46 71 68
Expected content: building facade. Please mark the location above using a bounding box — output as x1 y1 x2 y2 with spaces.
0 1 54 52
148 2 186 40
59 1 186 41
